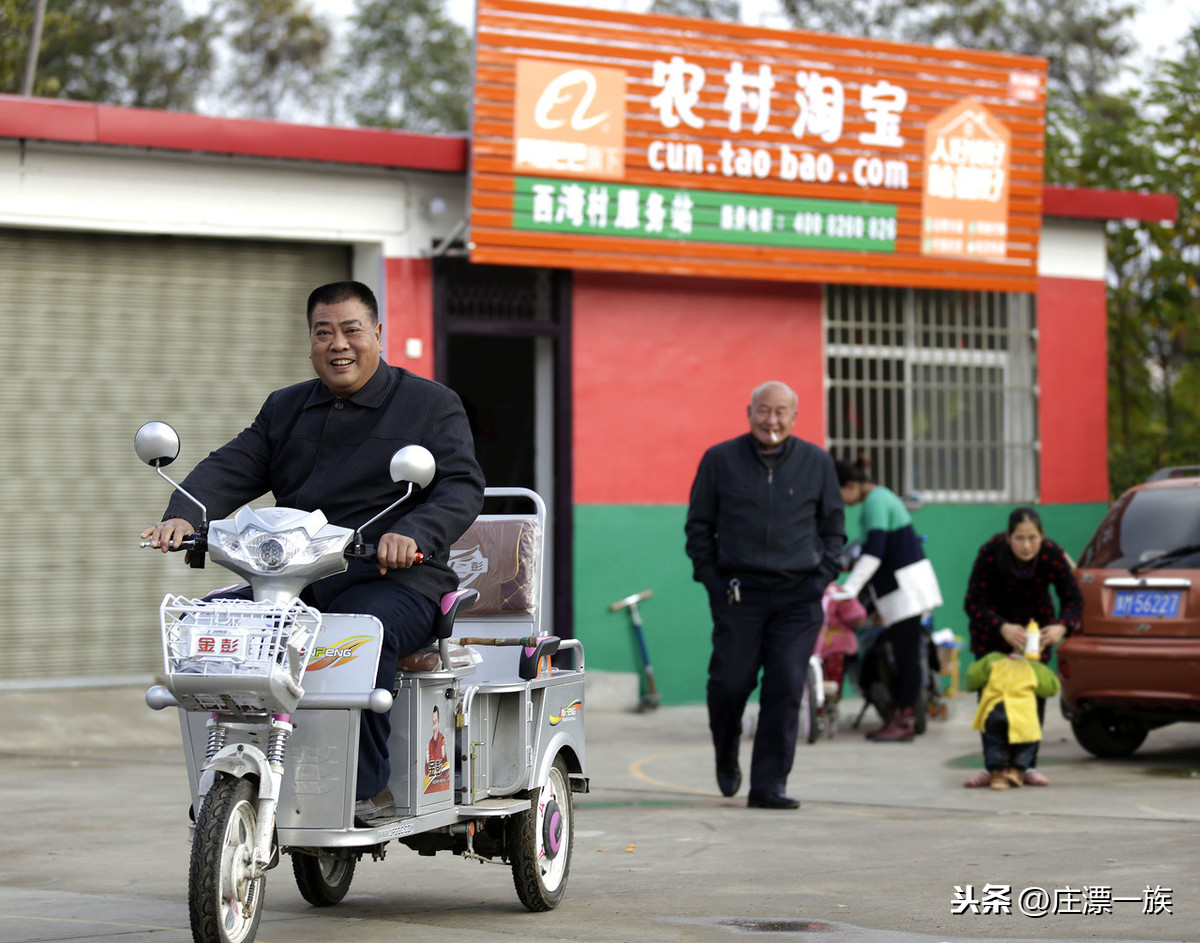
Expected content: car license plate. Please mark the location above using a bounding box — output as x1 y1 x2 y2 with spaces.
1112 589 1182 619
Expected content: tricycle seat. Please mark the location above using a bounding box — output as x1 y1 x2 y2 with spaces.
445 488 549 682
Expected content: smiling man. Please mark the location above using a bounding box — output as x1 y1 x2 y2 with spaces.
141 280 484 826
685 381 845 810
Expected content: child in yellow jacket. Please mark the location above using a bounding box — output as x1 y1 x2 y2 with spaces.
966 642 1061 790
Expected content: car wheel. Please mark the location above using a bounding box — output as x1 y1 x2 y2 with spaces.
1070 711 1149 758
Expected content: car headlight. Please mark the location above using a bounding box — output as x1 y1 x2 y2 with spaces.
212 526 346 573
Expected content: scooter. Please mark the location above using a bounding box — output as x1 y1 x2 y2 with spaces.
135 422 587 943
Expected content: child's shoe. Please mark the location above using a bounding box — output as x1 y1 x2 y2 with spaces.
1004 768 1024 788
989 770 1009 790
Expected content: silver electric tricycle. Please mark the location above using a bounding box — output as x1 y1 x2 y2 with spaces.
135 422 587 943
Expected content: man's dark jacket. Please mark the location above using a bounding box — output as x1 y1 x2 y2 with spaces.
165 361 484 603
685 433 845 595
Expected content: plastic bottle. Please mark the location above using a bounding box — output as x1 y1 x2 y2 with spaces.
1024 620 1040 659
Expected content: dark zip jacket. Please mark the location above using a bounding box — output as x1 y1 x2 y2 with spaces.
164 361 484 604
685 433 845 595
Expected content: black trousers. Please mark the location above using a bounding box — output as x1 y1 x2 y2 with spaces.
982 701 1038 772
706 574 823 796
975 687 1047 768
326 578 436 800
208 570 436 801
888 615 924 711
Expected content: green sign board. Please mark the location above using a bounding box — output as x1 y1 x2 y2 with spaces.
512 176 898 253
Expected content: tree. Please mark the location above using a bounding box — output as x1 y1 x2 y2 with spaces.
2 0 216 109
342 0 472 133
1054 31 1200 493
1134 28 1200 483
776 0 1139 123
648 0 741 21
213 0 336 122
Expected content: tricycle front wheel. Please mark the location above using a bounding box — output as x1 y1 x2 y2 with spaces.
508 754 573 911
189 775 266 943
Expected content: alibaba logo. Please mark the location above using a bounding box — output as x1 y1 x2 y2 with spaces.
514 58 627 181
534 69 611 132
306 636 375 671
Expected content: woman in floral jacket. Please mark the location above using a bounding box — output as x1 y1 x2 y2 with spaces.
963 507 1082 786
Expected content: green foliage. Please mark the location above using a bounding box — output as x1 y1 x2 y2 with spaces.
213 0 335 121
648 0 741 21
2 0 216 109
341 0 471 133
1055 29 1200 495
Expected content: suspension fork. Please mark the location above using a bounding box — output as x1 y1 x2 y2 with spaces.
202 712 293 874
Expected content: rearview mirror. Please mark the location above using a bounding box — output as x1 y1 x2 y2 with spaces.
390 445 435 490
135 422 181 467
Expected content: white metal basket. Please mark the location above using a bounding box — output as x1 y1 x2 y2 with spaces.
159 594 321 715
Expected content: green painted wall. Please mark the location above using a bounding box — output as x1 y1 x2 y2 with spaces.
573 500 1109 705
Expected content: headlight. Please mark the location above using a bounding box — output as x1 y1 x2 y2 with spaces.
212 526 346 573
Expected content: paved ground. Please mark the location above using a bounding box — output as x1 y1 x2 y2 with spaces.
1 683 1198 943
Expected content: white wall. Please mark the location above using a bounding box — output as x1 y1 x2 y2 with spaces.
0 141 467 261
1038 218 1108 281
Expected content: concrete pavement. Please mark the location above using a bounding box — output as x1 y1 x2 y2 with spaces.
1 681 1198 942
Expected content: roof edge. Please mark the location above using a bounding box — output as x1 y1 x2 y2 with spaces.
1043 184 1176 223
0 94 467 173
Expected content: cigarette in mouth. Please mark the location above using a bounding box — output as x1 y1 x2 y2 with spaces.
769 431 779 444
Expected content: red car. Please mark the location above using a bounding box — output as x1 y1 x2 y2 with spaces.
1058 468 1200 757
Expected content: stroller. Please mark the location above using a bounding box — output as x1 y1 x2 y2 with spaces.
808 583 869 739
850 612 947 734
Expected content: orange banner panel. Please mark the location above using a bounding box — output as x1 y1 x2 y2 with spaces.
469 0 1047 292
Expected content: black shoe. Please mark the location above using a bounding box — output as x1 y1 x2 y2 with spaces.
716 765 742 797
747 791 800 810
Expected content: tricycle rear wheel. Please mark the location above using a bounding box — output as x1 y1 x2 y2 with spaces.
508 754 573 911
291 848 356 906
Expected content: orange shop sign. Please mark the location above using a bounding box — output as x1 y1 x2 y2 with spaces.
470 0 1047 292
922 99 1012 261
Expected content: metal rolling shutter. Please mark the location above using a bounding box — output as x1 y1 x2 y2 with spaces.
0 229 350 683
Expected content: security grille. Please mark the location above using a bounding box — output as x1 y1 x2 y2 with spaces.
0 229 349 684
440 259 555 322
826 284 1038 503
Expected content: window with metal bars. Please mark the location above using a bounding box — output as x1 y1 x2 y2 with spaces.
825 284 1038 503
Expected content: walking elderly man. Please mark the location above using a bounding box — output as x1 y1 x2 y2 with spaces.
685 381 845 809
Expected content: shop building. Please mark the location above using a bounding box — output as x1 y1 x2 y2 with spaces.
0 4 1173 693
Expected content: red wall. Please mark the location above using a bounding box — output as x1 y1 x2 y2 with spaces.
1037 276 1109 503
384 257 434 379
573 272 825 505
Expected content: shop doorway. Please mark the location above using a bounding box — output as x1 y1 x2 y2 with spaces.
433 258 573 636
